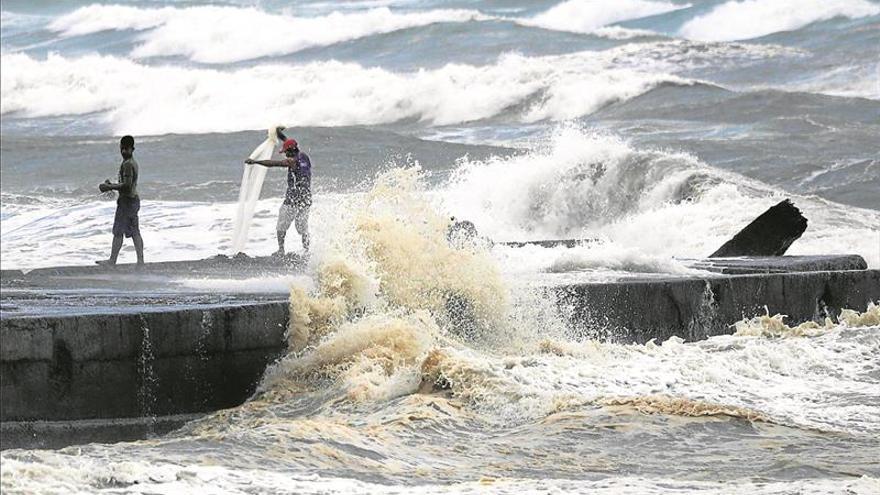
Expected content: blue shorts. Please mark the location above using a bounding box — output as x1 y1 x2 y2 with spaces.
113 196 140 238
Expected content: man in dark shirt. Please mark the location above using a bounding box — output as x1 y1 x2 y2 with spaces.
97 135 144 266
246 137 312 255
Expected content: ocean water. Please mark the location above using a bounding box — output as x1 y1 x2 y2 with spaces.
2 1 880 493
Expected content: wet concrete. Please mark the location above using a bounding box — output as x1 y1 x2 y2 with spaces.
1 252 306 280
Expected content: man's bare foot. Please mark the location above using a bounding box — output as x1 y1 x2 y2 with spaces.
95 259 116 267
272 249 285 258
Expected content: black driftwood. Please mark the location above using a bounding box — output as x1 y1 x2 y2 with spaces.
709 199 807 257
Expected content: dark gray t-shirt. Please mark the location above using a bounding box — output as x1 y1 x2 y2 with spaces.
283 151 311 206
118 157 139 199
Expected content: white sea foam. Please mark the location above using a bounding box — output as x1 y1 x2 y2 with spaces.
3 4 880 493
483 323 880 432
547 244 703 274
48 5 487 63
3 453 878 495
0 51 688 135
679 0 880 42
520 0 687 34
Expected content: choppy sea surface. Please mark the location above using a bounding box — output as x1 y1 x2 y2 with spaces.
2 1 880 493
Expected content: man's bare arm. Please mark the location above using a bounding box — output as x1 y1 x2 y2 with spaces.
99 165 133 192
116 167 134 192
245 158 296 168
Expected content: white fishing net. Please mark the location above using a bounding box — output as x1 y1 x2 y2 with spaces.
230 126 283 253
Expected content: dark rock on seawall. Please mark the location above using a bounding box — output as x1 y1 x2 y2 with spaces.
710 199 808 257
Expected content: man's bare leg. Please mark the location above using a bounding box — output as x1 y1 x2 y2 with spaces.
275 230 286 256
295 209 310 253
132 233 145 265
97 235 124 266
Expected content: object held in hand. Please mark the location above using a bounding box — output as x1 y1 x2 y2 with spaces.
99 183 110 193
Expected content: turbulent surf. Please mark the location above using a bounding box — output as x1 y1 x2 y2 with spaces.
1 0 879 493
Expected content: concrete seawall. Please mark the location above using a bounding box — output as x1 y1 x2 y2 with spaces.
1 302 288 449
2 263 878 449
2 302 287 421
557 269 880 343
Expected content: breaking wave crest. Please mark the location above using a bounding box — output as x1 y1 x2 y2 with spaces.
48 5 487 64
520 0 687 34
0 52 688 134
679 0 880 42
441 127 880 268
442 127 742 240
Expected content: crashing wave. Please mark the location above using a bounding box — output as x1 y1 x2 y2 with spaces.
679 0 880 42
257 168 509 402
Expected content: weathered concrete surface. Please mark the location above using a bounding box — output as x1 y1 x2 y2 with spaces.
1 302 288 423
6 253 305 279
557 269 880 343
681 255 867 274
0 290 287 318
1 414 203 450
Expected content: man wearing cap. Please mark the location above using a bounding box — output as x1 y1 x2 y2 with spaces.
97 135 145 266
245 137 312 255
